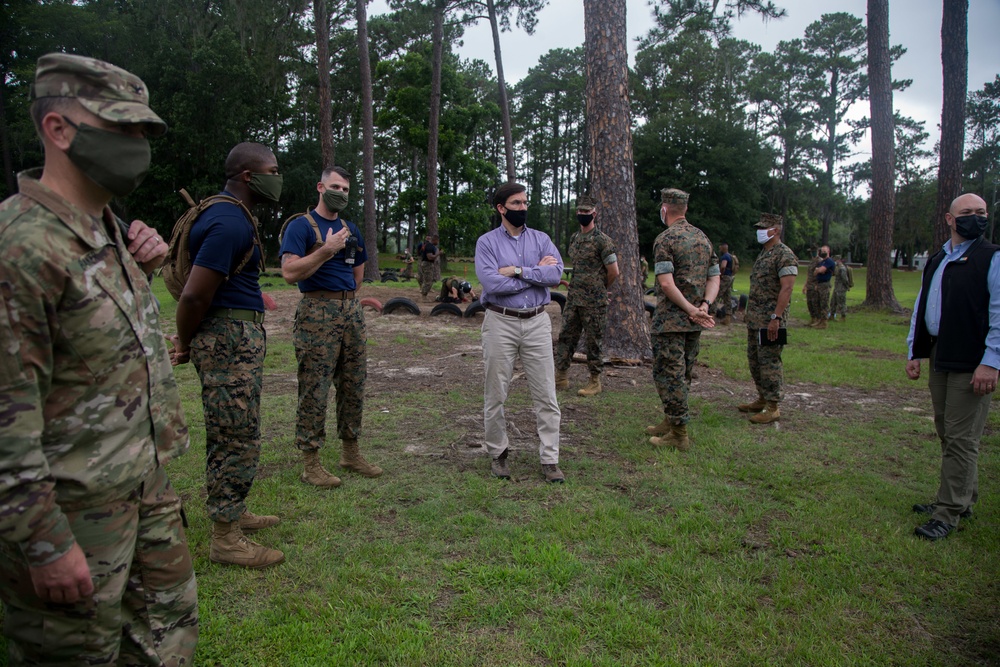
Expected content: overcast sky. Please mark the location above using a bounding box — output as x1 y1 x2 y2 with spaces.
371 0 1000 166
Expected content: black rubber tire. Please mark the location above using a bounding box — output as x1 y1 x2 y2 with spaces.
644 301 655 315
382 297 421 316
431 302 463 317
738 294 749 311
363 278 374 284
381 272 399 282
549 292 566 311
645 287 656 296
464 300 486 318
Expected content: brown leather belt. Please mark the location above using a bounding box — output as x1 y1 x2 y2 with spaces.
485 303 547 319
303 290 356 300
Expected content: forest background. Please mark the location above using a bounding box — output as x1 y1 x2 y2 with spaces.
1 0 998 271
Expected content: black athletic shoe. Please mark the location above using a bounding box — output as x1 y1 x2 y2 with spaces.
914 519 955 541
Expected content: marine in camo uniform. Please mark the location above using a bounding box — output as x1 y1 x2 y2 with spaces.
645 189 720 451
419 234 440 299
0 52 197 665
810 245 835 328
172 142 285 569
716 242 735 325
740 213 798 424
554 194 620 397
280 166 383 489
830 255 852 321
803 251 820 325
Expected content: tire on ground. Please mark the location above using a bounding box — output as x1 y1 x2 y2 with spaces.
644 301 655 315
464 300 486 318
550 292 566 311
360 297 383 313
381 272 399 282
430 303 463 317
382 297 421 316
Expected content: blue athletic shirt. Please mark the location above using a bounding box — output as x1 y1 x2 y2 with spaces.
278 210 367 292
720 252 733 276
817 257 836 283
189 192 264 311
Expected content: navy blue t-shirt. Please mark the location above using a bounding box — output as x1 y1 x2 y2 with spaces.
817 257 836 283
720 252 733 276
421 242 437 261
189 192 263 311
278 210 367 292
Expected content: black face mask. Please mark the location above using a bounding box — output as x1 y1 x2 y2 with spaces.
819 252 828 259
954 214 989 240
504 208 528 228
577 213 594 226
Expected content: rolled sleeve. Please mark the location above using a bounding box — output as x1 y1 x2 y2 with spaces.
655 261 674 275
778 266 798 278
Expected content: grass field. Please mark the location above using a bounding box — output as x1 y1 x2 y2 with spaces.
2 263 998 666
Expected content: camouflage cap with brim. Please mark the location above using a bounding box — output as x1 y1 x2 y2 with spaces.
31 53 167 137
575 194 597 211
755 213 784 228
661 188 689 205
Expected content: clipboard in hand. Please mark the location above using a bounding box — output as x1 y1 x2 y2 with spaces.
757 328 787 346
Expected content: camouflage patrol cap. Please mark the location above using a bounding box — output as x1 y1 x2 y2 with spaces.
755 213 784 228
575 194 597 211
31 53 167 137
661 188 689 205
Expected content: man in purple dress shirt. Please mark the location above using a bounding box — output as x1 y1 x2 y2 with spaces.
475 182 565 483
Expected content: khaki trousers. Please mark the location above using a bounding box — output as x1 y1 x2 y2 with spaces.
927 352 991 526
481 310 561 464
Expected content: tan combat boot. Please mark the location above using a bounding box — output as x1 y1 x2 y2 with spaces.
239 510 280 532
577 374 602 397
737 397 767 413
720 314 732 326
650 423 690 451
645 416 672 436
340 439 383 477
210 521 284 568
300 450 342 488
814 318 828 329
555 368 569 390
749 401 780 424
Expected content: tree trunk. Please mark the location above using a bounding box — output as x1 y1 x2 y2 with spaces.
356 0 379 281
863 0 901 311
314 0 335 166
583 0 648 362
486 0 516 181
426 0 445 237
0 84 15 197
934 0 968 247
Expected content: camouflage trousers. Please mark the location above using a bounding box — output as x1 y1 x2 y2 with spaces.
808 283 831 319
191 317 265 523
554 303 607 376
747 327 785 402
652 331 702 424
0 466 198 665
293 297 367 449
716 275 734 316
830 287 848 318
419 261 435 296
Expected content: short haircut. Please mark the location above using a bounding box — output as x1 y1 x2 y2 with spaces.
30 97 74 135
720 243 729 249
493 181 526 209
322 165 351 182
665 202 687 216
224 142 276 179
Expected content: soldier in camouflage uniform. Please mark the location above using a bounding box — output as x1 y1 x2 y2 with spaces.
803 250 820 326
646 189 720 451
0 53 197 664
554 194 620 397
419 234 440 300
740 213 799 424
280 166 383 489
716 243 735 325
172 142 285 569
810 245 835 328
830 255 852 321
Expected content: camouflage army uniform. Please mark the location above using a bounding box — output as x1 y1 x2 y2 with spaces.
651 220 720 424
554 226 618 376
831 262 851 318
190 318 266 522
293 298 367 447
747 241 799 402
0 171 197 664
804 256 821 320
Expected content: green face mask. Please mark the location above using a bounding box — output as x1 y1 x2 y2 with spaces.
62 118 150 197
247 173 283 203
322 188 349 213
